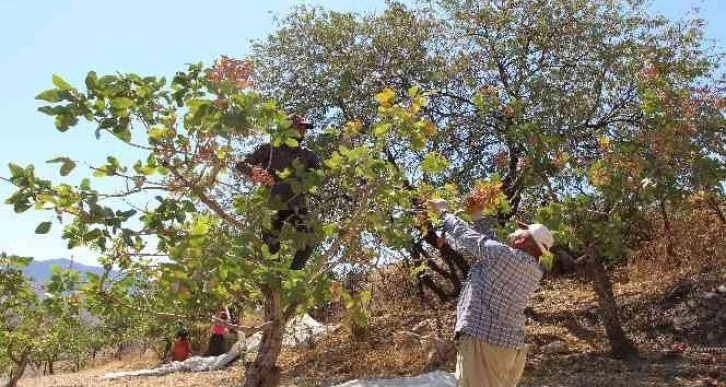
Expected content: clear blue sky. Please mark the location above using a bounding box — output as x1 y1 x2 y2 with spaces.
1 0 724 266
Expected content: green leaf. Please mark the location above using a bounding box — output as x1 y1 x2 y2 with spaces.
148 127 167 140
421 151 448 174
407 84 421 98
35 221 52 234
52 74 72 91
80 178 91 190
539 251 555 272
276 168 293 180
9 163 24 178
85 71 98 89
472 93 486 109
93 167 108 177
47 157 76 176
284 137 299 147
374 88 396 105
189 218 210 236
347 146 365 162
60 160 76 176
373 123 391 137
36 89 62 102
324 152 344 169
112 127 132 143
322 223 337 236
110 97 134 110
117 209 137 219
54 112 78 131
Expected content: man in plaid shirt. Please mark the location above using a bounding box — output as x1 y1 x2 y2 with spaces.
427 198 554 387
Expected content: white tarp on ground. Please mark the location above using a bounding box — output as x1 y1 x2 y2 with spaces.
333 371 457 387
101 339 244 379
100 314 335 379
246 313 337 352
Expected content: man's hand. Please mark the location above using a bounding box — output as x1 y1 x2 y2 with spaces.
412 199 448 249
236 162 275 186
435 235 446 249
425 198 448 214
464 194 488 220
249 166 275 186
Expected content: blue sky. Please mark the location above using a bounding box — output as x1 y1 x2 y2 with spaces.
1 0 724 266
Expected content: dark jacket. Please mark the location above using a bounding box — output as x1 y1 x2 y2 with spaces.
238 142 321 209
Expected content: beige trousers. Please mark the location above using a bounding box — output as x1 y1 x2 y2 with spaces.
455 335 527 387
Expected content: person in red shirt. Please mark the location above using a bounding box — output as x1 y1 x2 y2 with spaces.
206 310 228 356
171 328 191 362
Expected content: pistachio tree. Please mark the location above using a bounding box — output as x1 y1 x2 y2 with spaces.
251 0 725 359
2 55 450 385
252 0 724 265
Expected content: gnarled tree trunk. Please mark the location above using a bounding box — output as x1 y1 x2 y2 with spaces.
243 285 285 387
578 255 638 359
5 350 29 387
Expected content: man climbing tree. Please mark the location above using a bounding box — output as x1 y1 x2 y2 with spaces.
235 114 322 270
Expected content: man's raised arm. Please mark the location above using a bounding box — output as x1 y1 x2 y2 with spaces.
427 199 509 262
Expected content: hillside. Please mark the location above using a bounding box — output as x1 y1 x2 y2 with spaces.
22 258 111 284
22 263 726 387
18 210 726 386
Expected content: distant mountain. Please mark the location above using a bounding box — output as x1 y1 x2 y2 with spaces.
22 258 109 284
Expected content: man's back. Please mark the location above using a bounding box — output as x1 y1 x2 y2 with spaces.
242 143 320 209
442 214 543 348
456 244 542 348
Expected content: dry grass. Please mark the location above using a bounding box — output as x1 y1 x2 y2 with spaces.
627 208 726 281
19 364 246 387
83 353 160 374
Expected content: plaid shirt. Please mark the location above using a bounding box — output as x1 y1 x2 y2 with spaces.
442 213 543 349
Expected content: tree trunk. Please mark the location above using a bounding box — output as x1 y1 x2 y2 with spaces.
5 352 29 387
31 362 41 376
659 199 676 262
706 197 726 224
47 360 54 375
243 286 285 387
410 243 459 302
578 255 638 359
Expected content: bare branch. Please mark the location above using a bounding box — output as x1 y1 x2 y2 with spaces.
165 163 245 229
98 291 270 335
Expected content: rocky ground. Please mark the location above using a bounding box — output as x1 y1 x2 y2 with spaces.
21 263 726 387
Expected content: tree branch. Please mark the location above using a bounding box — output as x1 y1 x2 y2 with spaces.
97 291 270 335
165 163 246 229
